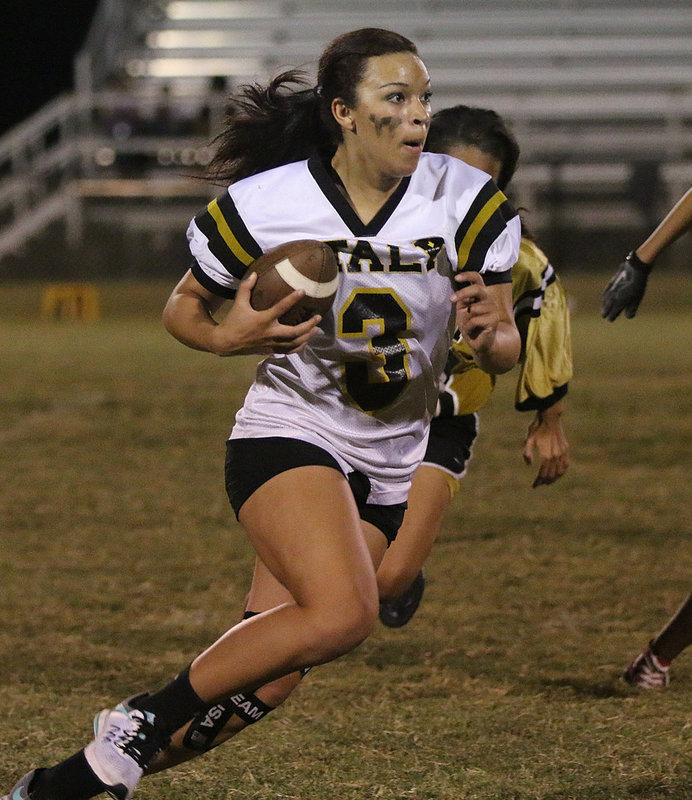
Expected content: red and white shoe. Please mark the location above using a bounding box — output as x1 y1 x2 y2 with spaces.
623 644 671 688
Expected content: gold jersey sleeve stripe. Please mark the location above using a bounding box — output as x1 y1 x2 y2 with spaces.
456 190 507 271
207 198 255 268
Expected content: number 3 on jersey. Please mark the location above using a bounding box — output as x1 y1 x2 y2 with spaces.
338 288 412 413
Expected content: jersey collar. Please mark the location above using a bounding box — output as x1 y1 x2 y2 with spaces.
307 154 411 237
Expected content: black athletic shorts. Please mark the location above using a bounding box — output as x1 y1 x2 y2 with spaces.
422 414 478 481
225 437 407 545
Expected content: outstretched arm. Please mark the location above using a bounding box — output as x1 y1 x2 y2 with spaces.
601 187 692 321
636 187 692 265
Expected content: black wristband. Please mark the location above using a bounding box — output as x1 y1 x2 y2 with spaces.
625 250 653 273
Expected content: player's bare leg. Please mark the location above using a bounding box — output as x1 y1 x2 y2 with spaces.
150 484 390 772
377 465 451 626
148 559 301 772
378 465 452 602
651 592 692 663
187 465 388 700
150 506 389 773
17 467 390 800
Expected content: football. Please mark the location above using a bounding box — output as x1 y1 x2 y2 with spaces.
247 240 339 326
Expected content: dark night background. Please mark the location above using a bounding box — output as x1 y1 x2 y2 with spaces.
1 1 101 136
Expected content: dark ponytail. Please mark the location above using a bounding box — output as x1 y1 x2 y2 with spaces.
207 70 325 184
207 28 419 184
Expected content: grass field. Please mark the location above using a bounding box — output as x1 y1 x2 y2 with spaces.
1 272 690 799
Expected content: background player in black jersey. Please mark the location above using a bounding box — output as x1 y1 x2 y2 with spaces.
3 28 521 800
378 105 572 626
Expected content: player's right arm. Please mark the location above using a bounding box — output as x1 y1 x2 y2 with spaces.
636 187 692 265
601 187 692 321
168 185 321 356
163 269 320 357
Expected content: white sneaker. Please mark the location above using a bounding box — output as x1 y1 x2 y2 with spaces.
84 698 168 800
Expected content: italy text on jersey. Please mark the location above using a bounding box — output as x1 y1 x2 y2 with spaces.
324 238 445 274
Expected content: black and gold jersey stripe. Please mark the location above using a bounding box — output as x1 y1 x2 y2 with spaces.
194 192 262 280
514 262 556 322
454 180 516 278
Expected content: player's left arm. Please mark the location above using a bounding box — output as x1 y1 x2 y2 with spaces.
516 273 573 487
453 273 520 374
522 399 570 488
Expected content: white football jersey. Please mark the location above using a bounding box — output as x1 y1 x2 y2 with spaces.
187 152 520 504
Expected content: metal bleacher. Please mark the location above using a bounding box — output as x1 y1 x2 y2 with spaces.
1 0 690 271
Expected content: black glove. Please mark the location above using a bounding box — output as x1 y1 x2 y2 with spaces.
601 250 652 321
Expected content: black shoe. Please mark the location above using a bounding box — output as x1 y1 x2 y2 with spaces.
379 571 425 628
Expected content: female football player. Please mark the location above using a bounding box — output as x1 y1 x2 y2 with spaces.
378 104 573 624
91 104 574 780
4 28 520 800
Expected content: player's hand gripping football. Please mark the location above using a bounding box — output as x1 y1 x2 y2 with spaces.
601 251 651 321
213 272 322 356
522 401 570 488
